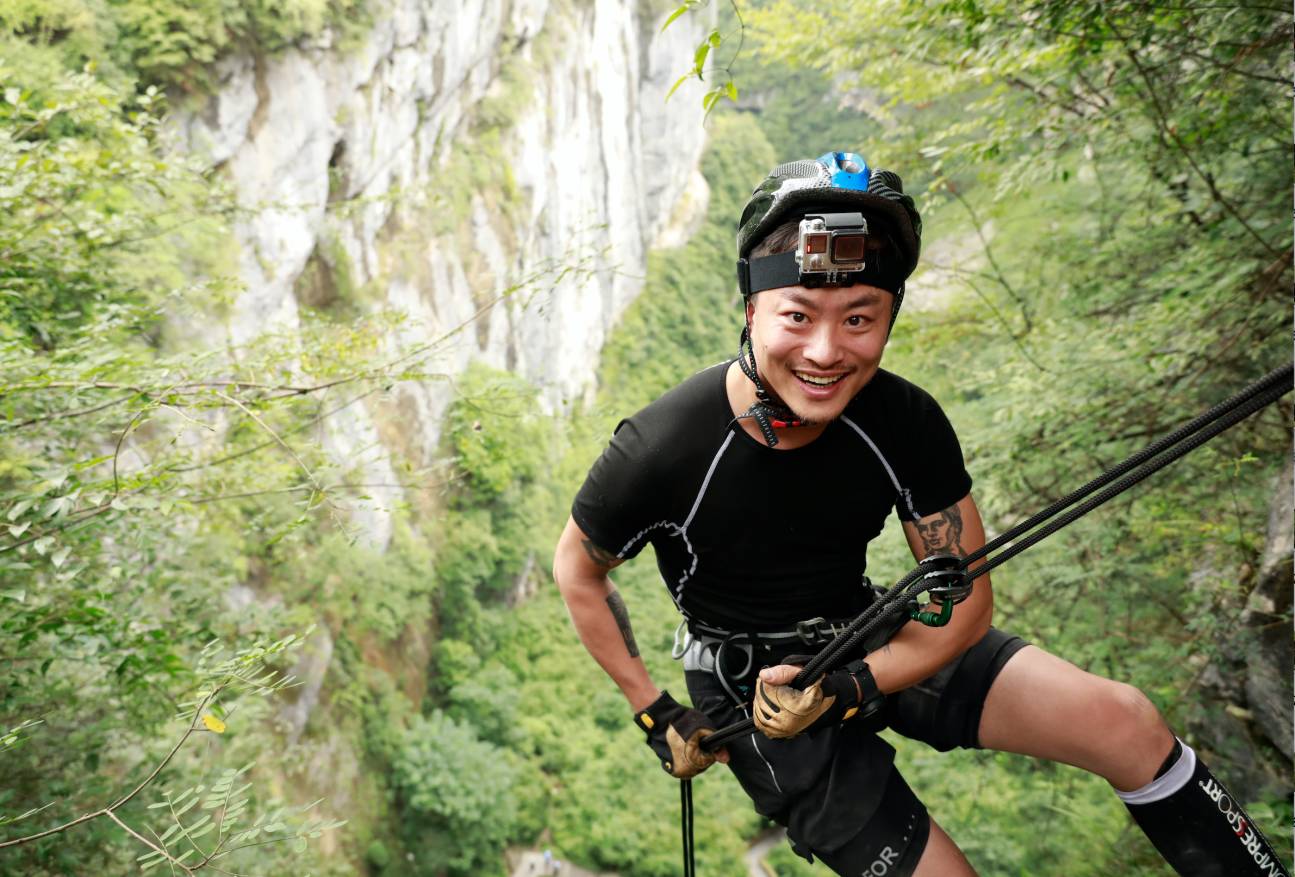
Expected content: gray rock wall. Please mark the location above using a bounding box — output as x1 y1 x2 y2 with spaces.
172 0 711 546
1192 459 1294 795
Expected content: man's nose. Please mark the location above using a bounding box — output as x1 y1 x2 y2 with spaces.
802 323 844 366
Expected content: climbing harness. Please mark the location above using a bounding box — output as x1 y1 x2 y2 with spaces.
676 611 869 707
675 361 1292 873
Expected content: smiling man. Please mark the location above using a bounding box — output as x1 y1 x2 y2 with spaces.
551 152 1288 876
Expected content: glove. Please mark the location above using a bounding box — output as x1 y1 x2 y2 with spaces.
633 690 717 779
753 659 884 739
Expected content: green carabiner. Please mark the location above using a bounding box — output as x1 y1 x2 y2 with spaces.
911 599 954 627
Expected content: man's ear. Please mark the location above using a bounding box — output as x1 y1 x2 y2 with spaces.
744 296 755 326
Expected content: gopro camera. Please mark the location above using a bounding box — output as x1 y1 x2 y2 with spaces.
797 212 868 282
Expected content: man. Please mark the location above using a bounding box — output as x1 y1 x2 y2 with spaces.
552 152 1288 876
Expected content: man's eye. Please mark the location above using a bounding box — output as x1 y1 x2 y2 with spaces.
787 312 808 324
846 315 871 327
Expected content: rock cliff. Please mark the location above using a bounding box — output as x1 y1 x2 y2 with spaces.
172 0 711 546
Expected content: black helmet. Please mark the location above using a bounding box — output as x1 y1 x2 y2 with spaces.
735 151 922 310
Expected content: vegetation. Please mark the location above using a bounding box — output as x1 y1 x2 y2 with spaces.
2 0 1290 875
0 0 374 94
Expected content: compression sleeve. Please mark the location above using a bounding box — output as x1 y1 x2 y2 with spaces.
571 415 665 560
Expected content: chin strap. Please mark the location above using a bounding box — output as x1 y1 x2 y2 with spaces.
736 324 806 448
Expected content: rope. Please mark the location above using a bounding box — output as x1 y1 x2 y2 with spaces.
700 362 1291 752
963 362 1293 571
682 779 695 877
964 374 1290 581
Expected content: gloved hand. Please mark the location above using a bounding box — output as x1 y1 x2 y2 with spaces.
633 691 719 779
752 659 884 739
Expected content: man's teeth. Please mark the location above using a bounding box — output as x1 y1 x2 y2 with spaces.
795 372 844 386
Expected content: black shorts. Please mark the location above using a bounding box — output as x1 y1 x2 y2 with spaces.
684 628 1028 876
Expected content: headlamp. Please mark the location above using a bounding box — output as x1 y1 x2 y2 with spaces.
797 213 868 280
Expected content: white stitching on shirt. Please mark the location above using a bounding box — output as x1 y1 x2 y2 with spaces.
840 414 919 519
683 431 735 530
616 430 738 611
674 434 736 604
617 521 676 559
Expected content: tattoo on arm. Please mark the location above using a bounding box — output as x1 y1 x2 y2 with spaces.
581 538 619 568
915 504 965 557
605 589 640 658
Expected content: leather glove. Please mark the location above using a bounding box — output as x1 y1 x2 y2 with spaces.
633 690 717 779
753 659 884 739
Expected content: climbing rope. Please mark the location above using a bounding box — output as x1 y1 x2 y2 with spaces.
681 779 695 877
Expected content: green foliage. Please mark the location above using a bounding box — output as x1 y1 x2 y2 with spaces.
0 59 229 346
0 0 374 92
3 0 1288 874
445 365 551 500
275 524 436 642
0 38 419 874
394 711 519 875
662 1 742 117
137 757 345 872
434 363 561 642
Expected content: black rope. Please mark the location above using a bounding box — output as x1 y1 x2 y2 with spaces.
964 375 1291 582
700 362 1292 752
963 363 1293 570
681 779 695 877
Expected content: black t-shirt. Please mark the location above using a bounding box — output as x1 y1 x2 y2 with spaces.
572 361 972 630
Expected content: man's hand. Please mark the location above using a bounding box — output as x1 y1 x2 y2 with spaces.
753 660 884 739
634 691 729 779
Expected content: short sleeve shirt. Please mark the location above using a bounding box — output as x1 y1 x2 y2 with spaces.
572 361 971 630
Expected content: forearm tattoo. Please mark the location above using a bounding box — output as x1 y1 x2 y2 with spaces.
605 589 640 658
581 538 619 568
916 503 965 557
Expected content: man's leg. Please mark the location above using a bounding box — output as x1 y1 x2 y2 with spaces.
914 820 977 877
978 644 1173 789
814 813 976 877
979 644 1290 876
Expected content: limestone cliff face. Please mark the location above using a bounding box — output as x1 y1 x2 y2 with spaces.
173 0 711 546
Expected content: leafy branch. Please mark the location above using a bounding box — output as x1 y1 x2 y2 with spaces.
0 632 340 873
662 1 746 117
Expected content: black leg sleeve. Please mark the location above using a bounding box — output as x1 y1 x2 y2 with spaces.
1119 739 1290 877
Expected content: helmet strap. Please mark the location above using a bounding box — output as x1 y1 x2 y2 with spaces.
736 322 806 448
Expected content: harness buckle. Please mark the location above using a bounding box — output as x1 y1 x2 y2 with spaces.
795 617 840 645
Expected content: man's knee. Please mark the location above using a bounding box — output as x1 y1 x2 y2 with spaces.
1088 680 1172 767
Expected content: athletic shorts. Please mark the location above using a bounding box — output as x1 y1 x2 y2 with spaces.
684 628 1028 876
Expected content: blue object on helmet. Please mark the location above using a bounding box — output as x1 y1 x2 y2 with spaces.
819 151 871 191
